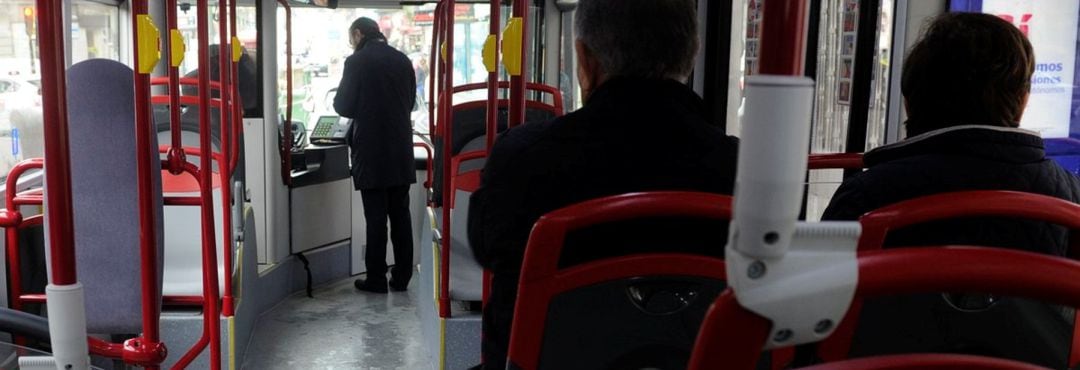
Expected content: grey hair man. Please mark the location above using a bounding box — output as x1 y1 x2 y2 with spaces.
468 0 739 368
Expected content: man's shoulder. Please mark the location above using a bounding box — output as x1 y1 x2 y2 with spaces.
344 51 364 65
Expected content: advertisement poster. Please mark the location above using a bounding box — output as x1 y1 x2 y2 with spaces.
953 0 1080 138
837 0 858 104
745 0 764 76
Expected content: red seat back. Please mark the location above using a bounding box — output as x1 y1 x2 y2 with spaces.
820 191 1080 364
857 190 1080 253
507 192 732 370
689 247 1080 370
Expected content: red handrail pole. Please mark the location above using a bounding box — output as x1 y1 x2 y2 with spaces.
134 0 167 357
195 0 223 368
439 0 455 318
5 223 21 311
279 0 293 186
37 0 94 366
429 3 441 137
508 0 527 127
218 0 235 318
36 0 75 287
758 0 809 76
485 0 500 152
165 0 186 176
229 0 242 177
3 161 38 314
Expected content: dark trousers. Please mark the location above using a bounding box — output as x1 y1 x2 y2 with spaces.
360 185 414 284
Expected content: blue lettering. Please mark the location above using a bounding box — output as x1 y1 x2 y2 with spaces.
1035 63 1065 72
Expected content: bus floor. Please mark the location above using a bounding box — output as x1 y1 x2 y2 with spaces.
241 276 427 369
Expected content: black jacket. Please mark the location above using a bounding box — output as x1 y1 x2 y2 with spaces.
823 125 1080 254
467 77 739 369
334 40 417 190
821 125 1080 367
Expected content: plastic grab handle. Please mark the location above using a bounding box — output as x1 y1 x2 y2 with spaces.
136 15 161 74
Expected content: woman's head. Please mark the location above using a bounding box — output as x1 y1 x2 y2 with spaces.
902 12 1034 136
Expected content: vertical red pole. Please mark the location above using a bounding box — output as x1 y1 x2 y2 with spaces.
165 0 185 171
508 0 527 127
485 0 500 152
279 0 293 186
229 0 242 175
218 0 235 319
429 3 441 138
5 224 21 311
3 163 30 313
130 0 165 363
758 0 809 76
439 0 455 318
36 0 76 287
196 0 223 367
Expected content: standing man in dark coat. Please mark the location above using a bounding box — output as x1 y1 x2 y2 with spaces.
334 17 417 293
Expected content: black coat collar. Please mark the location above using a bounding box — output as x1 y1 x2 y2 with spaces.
866 125 1046 167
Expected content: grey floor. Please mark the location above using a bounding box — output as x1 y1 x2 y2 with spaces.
241 277 428 370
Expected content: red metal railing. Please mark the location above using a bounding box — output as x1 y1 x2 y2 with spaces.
4 159 42 314
4 0 253 367
758 0 809 76
229 0 243 178
508 0 528 127
807 153 864 170
148 76 238 317
432 0 553 318
36 0 75 292
168 0 223 368
486 0 501 151
439 0 456 318
0 0 172 367
415 143 434 191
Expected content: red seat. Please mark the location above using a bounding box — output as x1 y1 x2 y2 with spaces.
506 192 736 370
796 354 1050 370
688 247 1080 370
818 191 1080 366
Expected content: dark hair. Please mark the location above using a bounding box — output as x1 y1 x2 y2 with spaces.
575 0 699 80
350 17 386 43
902 12 1034 136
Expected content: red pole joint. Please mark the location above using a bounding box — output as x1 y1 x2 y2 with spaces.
166 147 188 175
122 337 169 367
0 209 23 228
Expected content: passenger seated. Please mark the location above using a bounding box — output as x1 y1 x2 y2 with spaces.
823 12 1080 253
467 0 739 368
822 13 1080 367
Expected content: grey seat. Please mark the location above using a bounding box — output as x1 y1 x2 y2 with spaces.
66 59 164 334
446 136 488 301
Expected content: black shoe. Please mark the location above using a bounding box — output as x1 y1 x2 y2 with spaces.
354 279 388 293
389 279 409 292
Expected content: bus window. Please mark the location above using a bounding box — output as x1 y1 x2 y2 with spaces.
804 0 895 221
0 0 121 185
276 4 492 137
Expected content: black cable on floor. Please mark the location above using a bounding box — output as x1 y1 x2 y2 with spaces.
295 252 313 298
